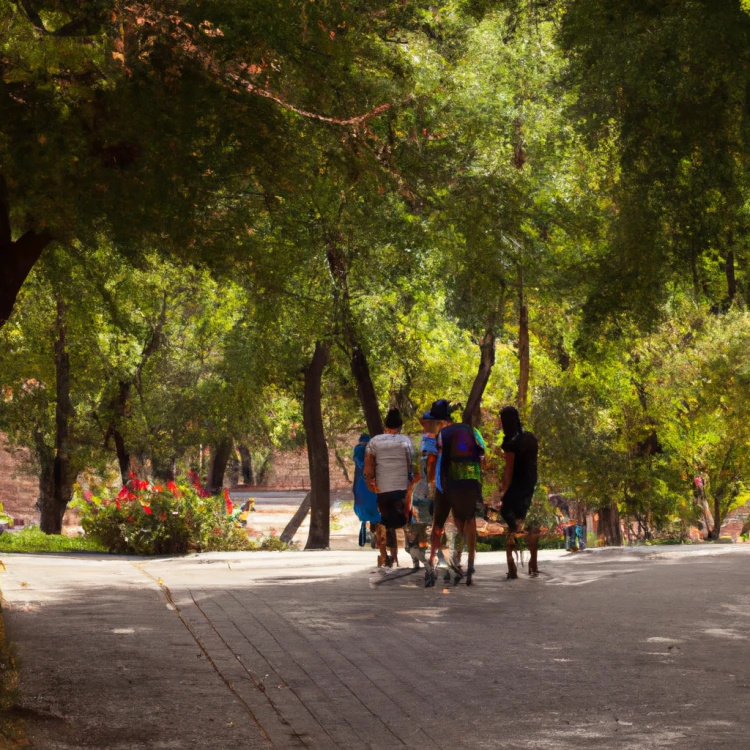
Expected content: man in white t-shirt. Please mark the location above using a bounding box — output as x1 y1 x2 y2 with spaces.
364 408 419 567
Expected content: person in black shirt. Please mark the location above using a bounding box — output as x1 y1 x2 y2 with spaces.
498 405 540 579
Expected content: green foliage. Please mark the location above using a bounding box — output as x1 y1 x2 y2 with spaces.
3 0 750 549
0 527 106 553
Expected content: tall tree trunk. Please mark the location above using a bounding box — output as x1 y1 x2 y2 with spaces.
699 493 714 539
205 438 233 495
238 444 254 485
518 292 530 411
726 250 737 304
226 449 241 488
256 452 271 486
325 242 383 437
0 175 53 329
597 500 622 547
349 343 383 437
304 342 331 550
111 381 131 484
462 328 496 426
711 493 723 540
104 297 166 483
40 299 74 533
35 435 56 532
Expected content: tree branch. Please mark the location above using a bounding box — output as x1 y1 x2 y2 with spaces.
125 4 392 128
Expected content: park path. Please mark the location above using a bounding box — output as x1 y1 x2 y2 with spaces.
2 546 750 749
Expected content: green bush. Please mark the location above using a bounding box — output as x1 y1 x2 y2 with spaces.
0 526 106 553
73 477 285 555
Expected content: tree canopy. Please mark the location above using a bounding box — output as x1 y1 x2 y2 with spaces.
2 0 750 544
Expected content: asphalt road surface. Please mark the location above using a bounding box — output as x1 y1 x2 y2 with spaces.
3 545 750 749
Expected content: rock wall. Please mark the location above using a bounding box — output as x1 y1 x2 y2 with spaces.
263 445 353 489
0 435 79 528
0 437 37 525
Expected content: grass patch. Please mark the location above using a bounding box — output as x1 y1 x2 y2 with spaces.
0 527 106 554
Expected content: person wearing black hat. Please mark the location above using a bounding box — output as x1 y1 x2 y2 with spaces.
364 408 418 567
498 405 539 578
427 399 485 587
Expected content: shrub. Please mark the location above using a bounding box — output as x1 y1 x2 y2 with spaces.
73 476 281 555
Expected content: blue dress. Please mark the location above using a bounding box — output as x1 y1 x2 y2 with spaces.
353 444 380 525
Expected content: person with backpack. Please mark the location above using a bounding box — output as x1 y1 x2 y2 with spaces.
498 405 540 578
426 399 485 587
364 408 419 568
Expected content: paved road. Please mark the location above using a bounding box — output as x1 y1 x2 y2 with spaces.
3 545 750 749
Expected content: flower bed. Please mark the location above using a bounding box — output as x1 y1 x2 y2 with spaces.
74 474 285 555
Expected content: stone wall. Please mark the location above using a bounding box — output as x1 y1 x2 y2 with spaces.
0 437 38 525
263 445 353 489
0 435 79 527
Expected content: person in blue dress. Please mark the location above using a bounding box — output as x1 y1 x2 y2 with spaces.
352 434 381 556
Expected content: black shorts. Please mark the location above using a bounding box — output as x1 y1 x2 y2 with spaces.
500 485 534 532
377 490 409 530
433 483 481 528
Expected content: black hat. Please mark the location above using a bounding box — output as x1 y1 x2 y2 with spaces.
384 408 403 429
428 399 451 421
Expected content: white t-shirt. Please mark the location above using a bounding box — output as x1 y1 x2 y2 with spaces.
366 433 414 493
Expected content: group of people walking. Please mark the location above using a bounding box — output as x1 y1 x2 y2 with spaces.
352 399 539 587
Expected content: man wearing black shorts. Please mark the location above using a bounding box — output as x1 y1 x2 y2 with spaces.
498 405 539 578
364 408 418 567
427 401 485 587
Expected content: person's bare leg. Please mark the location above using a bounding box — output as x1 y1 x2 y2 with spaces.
453 519 465 570
426 525 443 587
528 531 540 576
506 533 518 579
429 525 443 567
465 518 477 585
375 524 388 567
387 527 399 567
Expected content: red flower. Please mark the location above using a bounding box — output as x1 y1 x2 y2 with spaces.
153 484 163 493
117 486 129 501
136 479 149 491
199 489 210 498
126 516 135 523
224 489 233 514
82 490 93 502
167 481 179 497
142 505 152 515
128 471 138 480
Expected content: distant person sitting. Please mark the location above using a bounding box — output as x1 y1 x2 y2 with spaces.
364 408 419 568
